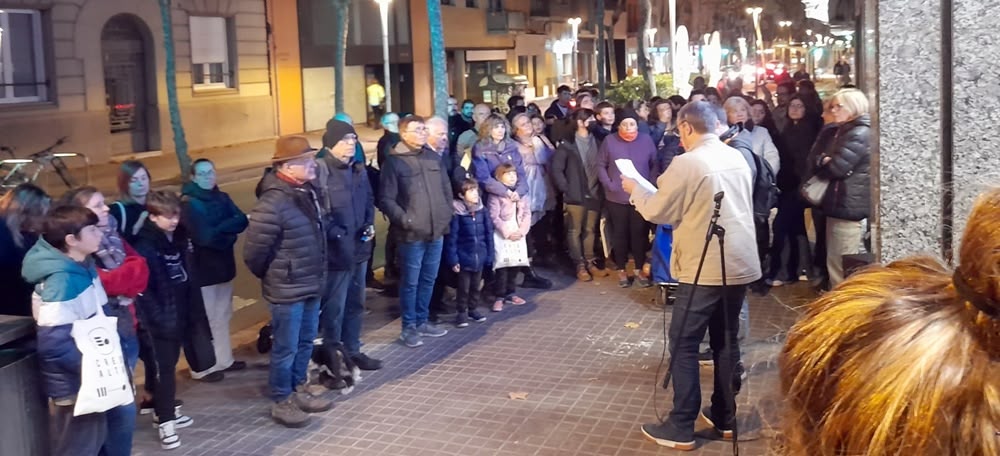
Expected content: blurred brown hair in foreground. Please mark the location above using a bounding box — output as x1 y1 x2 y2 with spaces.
779 188 999 456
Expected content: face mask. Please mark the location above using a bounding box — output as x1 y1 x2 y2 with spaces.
619 129 639 142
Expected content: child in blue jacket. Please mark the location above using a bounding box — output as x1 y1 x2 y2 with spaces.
444 179 494 328
22 205 111 456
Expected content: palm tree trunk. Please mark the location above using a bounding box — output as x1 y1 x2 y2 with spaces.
427 0 448 119
158 0 191 180
637 0 657 98
594 0 606 98
332 0 349 114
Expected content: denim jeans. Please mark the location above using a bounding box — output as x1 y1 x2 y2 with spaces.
668 283 747 433
321 261 366 356
268 299 320 402
700 298 749 353
100 317 138 456
398 238 444 329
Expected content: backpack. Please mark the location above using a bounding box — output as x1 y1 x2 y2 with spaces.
749 149 780 221
727 134 779 222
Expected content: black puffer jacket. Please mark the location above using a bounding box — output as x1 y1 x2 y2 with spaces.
777 119 820 194
379 141 454 243
181 182 248 286
244 171 327 304
816 115 871 221
132 224 201 339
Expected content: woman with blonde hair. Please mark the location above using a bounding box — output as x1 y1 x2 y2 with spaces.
811 88 871 287
779 188 1000 456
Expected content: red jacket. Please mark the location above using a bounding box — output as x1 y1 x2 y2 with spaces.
97 240 149 297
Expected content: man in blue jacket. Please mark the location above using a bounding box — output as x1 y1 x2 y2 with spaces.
314 120 383 370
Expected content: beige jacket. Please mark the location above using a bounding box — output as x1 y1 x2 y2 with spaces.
629 134 761 286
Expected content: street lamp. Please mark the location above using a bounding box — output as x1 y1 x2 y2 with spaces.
374 0 392 112
568 17 581 86
646 28 658 48
778 21 792 63
745 7 763 81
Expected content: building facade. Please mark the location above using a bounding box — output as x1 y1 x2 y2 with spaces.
0 0 275 166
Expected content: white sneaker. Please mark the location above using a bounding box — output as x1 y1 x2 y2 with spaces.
153 414 194 429
158 420 180 450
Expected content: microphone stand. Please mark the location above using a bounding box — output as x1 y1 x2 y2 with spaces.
659 191 740 455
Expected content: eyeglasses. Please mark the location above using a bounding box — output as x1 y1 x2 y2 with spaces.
405 126 428 134
342 134 358 142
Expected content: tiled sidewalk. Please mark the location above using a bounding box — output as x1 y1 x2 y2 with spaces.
132 271 813 456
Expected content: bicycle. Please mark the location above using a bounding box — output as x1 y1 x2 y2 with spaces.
0 136 90 192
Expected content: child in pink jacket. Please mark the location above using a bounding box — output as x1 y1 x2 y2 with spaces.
488 163 531 312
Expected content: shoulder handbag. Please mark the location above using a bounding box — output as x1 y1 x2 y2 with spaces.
800 175 830 207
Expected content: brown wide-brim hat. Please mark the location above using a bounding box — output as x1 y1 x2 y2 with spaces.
272 135 319 162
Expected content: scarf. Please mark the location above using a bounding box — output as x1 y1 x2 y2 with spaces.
619 130 639 142
96 216 127 270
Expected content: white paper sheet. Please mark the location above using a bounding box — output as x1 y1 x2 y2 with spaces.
615 158 657 193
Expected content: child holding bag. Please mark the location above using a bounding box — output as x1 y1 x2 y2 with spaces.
488 163 531 312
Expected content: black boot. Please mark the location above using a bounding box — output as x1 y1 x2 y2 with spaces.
520 266 552 289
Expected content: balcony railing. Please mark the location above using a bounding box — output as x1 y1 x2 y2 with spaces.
486 11 526 34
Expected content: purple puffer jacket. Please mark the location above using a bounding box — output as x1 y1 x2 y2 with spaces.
471 139 529 199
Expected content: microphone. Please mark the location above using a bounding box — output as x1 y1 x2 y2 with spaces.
714 191 725 203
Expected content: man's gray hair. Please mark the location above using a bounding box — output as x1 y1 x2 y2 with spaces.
676 101 719 134
425 116 448 130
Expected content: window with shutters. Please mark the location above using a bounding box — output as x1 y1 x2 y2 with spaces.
0 10 47 103
188 16 234 90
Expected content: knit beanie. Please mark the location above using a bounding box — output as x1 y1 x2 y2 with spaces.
322 119 356 148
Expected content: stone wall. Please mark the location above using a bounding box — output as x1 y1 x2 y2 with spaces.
871 0 1000 262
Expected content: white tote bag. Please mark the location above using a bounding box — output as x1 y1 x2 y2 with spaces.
71 305 134 416
493 219 530 269
800 175 830 207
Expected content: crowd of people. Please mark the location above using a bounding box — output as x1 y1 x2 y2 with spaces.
4 74 994 456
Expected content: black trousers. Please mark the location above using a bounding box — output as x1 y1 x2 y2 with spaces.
455 269 484 313
768 196 807 281
384 223 401 279
811 208 828 281
148 336 182 421
606 201 650 270
667 283 747 432
493 267 518 299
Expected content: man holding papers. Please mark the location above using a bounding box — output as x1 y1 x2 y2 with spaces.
622 101 760 450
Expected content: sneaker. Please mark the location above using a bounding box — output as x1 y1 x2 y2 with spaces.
366 277 386 290
224 360 247 372
454 312 470 328
140 398 183 416
293 388 334 413
617 270 630 288
350 353 384 371
698 349 714 366
639 421 696 450
417 322 448 338
152 414 193 430
158 420 180 450
506 295 527 306
468 309 487 322
636 272 653 288
576 264 593 282
492 299 504 312
271 398 310 428
698 407 734 441
195 371 224 383
399 327 423 348
587 261 610 278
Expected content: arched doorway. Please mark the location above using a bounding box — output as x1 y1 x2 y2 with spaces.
102 14 157 155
